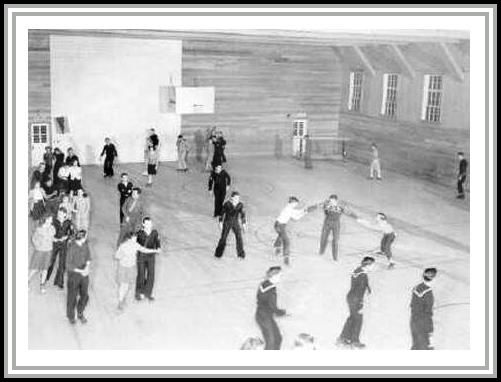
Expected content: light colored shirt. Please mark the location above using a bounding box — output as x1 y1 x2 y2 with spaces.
58 166 70 179
32 224 56 251
276 204 305 224
115 239 141 268
69 166 82 180
371 147 379 159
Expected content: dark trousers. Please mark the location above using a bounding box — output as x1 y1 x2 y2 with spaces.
273 222 290 261
457 175 466 197
214 221 245 258
410 320 432 350
69 178 82 192
104 157 115 177
119 198 126 223
46 242 67 287
340 296 364 343
319 221 340 260
136 252 156 298
57 179 69 195
256 312 282 350
213 189 226 217
380 232 396 260
66 271 89 320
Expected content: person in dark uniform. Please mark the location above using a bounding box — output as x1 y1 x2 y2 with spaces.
45 207 73 289
135 217 161 301
319 194 355 261
457 152 468 199
410 267 437 350
66 230 91 324
208 164 231 218
255 266 287 350
337 256 375 349
43 146 53 179
52 147 65 189
211 131 227 168
214 191 247 259
117 173 133 224
303 134 313 169
100 137 118 178
65 147 80 167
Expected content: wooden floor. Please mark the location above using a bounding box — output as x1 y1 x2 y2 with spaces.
28 156 470 350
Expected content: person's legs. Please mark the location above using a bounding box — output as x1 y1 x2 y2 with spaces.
144 254 156 298
369 160 376 179
45 245 60 283
214 223 231 258
118 282 129 305
233 224 245 258
66 272 78 321
54 243 67 288
28 269 38 282
214 190 225 217
319 221 330 255
375 159 382 179
135 254 146 298
381 233 396 267
77 275 89 320
457 175 466 198
332 223 340 261
273 222 283 251
282 225 291 265
256 315 275 350
270 318 282 350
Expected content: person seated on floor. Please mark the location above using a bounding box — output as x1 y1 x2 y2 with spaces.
292 333 317 350
240 337 265 350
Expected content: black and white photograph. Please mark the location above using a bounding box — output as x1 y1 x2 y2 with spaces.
5 4 496 378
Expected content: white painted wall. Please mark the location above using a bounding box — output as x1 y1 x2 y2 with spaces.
50 35 182 164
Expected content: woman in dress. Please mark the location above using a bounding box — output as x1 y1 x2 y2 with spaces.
29 214 56 293
72 188 90 231
176 135 190 172
146 146 159 187
29 181 47 222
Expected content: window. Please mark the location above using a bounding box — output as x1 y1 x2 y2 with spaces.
31 123 49 144
421 75 443 123
381 74 398 118
348 71 363 112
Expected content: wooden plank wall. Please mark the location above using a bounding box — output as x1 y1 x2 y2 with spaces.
181 40 342 156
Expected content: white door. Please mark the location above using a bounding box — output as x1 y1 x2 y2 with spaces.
292 119 308 158
31 123 50 167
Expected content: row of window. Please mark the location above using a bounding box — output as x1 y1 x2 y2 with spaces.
348 72 443 123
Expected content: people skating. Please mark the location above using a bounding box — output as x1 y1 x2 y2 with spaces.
117 187 144 247
146 145 159 187
176 134 190 172
214 191 247 259
410 267 437 350
255 266 288 350
456 152 468 199
135 217 161 301
29 214 56 294
117 173 133 223
66 230 91 324
115 231 159 310
100 137 118 178
71 188 90 231
208 164 231 219
369 143 382 180
357 212 396 269
45 207 73 289
336 256 375 349
273 196 318 265
318 194 353 261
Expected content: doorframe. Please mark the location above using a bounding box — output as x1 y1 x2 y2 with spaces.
29 121 51 168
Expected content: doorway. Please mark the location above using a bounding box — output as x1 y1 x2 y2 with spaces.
30 123 50 167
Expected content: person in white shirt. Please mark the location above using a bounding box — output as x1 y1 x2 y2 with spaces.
357 212 396 269
369 143 382 180
273 196 316 265
68 159 83 192
57 164 71 194
114 231 159 311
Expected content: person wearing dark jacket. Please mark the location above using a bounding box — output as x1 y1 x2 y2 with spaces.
255 266 287 350
410 267 437 350
457 152 468 199
337 256 375 348
52 148 65 188
117 173 134 223
214 191 246 259
100 137 118 177
65 147 80 167
211 131 227 168
208 164 231 218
